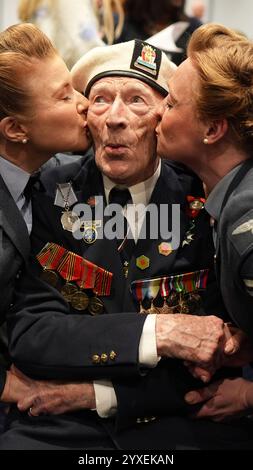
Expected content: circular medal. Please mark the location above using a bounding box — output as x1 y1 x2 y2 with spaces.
166 292 179 308
61 211 80 232
41 269 58 287
71 291 89 311
83 226 98 244
61 282 78 302
88 297 104 315
185 292 202 314
189 200 204 210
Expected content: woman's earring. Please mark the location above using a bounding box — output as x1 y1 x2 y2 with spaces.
203 137 209 145
22 138 28 144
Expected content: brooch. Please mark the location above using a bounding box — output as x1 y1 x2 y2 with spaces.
182 196 205 247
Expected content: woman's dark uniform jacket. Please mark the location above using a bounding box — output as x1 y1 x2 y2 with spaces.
0 154 79 397
218 163 253 338
4 155 253 449
0 175 31 396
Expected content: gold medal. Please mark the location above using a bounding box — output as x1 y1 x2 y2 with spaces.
165 292 181 313
61 211 80 232
61 282 78 302
184 292 202 314
71 291 89 311
88 297 104 315
40 269 58 287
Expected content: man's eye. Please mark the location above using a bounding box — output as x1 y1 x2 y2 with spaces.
63 96 72 101
131 96 144 104
166 102 173 110
93 96 107 103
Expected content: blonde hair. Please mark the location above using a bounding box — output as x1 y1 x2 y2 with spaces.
0 23 57 119
93 0 124 44
187 23 253 152
19 0 124 45
18 0 54 21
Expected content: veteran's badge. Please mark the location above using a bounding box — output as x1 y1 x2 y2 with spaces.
83 225 98 244
158 242 173 256
131 40 161 79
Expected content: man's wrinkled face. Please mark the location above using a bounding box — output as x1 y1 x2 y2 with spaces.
87 77 164 186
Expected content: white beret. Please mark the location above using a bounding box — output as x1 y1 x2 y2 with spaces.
71 39 176 97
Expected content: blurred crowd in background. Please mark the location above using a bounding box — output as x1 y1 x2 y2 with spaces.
0 0 209 68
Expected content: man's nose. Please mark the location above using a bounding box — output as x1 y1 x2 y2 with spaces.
106 98 128 129
75 90 89 116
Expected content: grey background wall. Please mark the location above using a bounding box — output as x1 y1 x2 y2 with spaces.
0 0 253 38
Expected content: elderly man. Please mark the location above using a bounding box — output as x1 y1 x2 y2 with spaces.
0 40 249 450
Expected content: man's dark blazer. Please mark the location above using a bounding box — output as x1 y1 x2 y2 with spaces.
4 155 251 450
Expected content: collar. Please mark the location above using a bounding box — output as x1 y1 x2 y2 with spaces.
0 156 30 203
205 163 243 221
103 159 161 205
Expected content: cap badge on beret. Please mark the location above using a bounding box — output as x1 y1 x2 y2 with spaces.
130 40 161 80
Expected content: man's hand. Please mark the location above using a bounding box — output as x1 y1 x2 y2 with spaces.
1 365 34 403
156 314 224 368
183 326 253 382
18 381 95 416
184 377 253 421
222 327 253 367
1 365 96 416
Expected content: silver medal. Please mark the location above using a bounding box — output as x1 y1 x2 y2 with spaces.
61 211 80 232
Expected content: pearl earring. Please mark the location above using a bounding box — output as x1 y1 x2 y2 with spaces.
203 137 209 144
22 138 28 144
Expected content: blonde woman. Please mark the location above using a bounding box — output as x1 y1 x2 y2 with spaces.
18 0 104 68
92 0 124 44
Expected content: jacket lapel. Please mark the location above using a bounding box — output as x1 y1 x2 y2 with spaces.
0 174 30 261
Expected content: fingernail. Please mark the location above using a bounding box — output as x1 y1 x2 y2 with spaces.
224 344 235 355
185 392 196 404
200 375 208 383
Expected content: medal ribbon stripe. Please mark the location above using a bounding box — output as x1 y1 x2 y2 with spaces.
36 243 113 297
57 252 82 282
94 269 113 296
77 259 97 290
37 242 66 270
131 269 209 303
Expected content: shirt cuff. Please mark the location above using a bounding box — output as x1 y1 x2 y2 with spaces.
93 380 117 418
139 314 160 367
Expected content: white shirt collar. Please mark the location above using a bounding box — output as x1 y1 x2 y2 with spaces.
0 156 30 203
103 159 161 206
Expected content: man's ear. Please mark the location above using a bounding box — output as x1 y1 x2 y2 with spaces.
0 117 28 143
205 119 228 144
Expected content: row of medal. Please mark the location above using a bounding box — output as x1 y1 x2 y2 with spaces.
130 269 209 314
36 242 113 315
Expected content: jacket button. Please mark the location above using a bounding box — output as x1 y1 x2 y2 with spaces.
109 350 117 361
92 354 100 364
101 353 108 363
